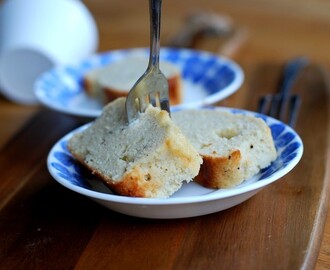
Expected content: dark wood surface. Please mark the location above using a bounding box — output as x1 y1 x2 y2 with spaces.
1 0 330 269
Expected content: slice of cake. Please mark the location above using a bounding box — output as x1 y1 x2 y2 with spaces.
172 109 277 188
83 57 182 105
68 97 202 198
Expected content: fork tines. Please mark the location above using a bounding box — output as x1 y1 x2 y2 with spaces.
126 86 170 124
147 90 170 113
258 94 301 127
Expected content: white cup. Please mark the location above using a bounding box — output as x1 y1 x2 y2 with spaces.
0 0 98 104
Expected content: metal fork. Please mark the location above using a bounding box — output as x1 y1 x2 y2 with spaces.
125 0 170 123
258 57 309 127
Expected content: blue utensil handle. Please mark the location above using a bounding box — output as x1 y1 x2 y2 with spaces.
279 57 309 96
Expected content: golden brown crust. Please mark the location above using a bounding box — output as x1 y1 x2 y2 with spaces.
69 150 157 197
82 77 94 97
167 73 182 105
112 168 163 198
194 150 242 188
104 170 148 198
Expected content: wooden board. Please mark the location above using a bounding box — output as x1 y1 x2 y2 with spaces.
0 63 329 269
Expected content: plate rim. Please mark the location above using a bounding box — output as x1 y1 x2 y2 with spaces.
35 47 244 117
47 106 304 206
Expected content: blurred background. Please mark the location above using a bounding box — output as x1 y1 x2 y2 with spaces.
83 0 330 63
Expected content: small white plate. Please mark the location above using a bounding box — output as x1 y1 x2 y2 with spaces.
47 107 303 219
35 48 244 117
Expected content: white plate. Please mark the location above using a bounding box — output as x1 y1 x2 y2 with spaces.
35 48 244 117
47 107 303 219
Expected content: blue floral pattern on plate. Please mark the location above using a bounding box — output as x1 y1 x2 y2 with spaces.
50 141 91 189
47 107 303 218
35 48 244 118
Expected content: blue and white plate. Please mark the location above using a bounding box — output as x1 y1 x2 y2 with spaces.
35 48 244 117
47 107 303 219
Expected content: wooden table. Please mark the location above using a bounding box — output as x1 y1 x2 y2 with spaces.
1 0 330 269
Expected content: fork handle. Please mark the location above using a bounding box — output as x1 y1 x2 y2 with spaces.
148 0 162 70
278 57 309 96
